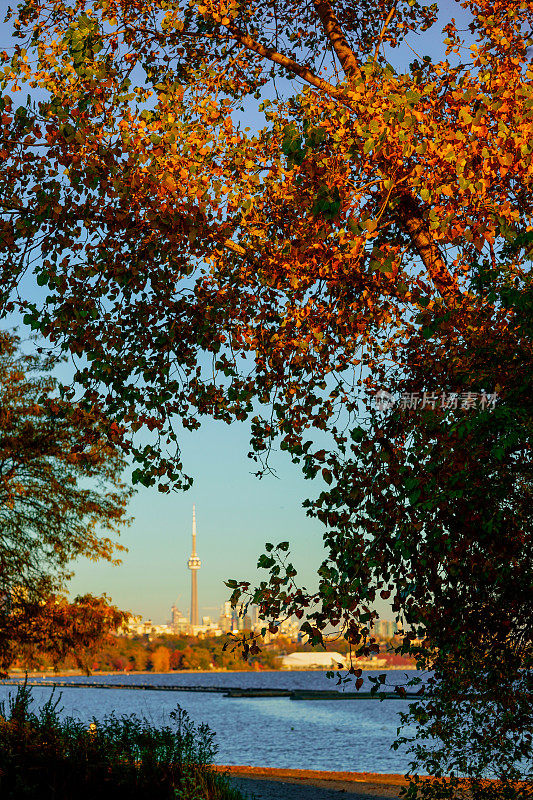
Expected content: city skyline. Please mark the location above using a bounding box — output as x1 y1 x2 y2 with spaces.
66 425 394 624
67 416 337 623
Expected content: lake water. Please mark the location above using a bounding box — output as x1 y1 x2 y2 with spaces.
0 670 421 774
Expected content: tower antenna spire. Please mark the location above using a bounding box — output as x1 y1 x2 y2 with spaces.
188 505 201 627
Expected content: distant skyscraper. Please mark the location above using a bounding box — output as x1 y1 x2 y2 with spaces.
187 505 201 626
170 603 188 633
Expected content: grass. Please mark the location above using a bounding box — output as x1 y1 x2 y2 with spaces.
0 683 246 800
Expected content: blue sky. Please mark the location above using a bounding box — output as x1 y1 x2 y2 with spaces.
0 0 472 624
71 419 330 623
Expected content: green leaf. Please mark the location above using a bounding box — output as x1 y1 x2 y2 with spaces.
378 258 393 274
405 90 421 105
281 122 302 156
306 126 326 148
311 186 341 220
257 554 275 569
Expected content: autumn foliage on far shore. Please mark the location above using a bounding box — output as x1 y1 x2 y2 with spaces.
2 593 129 677
7 631 413 674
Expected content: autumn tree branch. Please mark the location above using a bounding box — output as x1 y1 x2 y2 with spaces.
223 22 343 97
223 16 459 305
394 194 458 304
312 0 360 75
373 3 398 65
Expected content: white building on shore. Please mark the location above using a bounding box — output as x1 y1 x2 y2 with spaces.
280 652 347 670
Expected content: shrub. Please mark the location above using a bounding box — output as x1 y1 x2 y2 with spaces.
0 684 244 800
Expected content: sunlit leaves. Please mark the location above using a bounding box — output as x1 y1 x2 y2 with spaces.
2 0 533 785
0 331 133 611
0 593 129 676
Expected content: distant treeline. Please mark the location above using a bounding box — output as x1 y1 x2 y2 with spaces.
10 633 414 674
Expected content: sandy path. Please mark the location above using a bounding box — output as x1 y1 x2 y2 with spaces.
218 766 406 800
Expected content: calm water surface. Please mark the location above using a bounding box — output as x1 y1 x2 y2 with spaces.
0 670 422 774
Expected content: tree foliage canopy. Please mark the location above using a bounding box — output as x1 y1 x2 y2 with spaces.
1 0 533 791
2 592 128 676
0 331 133 671
2 0 532 486
0 331 133 596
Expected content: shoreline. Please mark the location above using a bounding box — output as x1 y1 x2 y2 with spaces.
216 767 409 784
218 767 411 800
5 666 417 678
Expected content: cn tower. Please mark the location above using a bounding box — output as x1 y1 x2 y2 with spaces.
187 505 201 627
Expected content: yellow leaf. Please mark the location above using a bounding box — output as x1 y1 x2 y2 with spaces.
163 174 177 191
